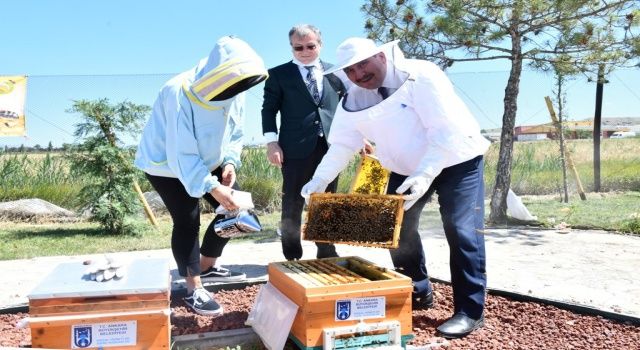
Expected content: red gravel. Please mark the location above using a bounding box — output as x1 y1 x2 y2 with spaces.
2 282 639 349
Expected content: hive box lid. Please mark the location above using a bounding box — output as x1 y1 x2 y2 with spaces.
28 257 170 300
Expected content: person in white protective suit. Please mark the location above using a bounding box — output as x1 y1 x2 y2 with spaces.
301 38 491 338
135 36 268 316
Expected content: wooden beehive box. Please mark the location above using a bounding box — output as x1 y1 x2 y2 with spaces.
27 257 171 349
303 193 404 248
350 154 390 195
268 256 413 350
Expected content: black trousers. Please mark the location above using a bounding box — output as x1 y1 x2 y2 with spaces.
145 167 239 277
280 137 338 260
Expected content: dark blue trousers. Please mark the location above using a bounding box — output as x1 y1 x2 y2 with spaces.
387 155 486 319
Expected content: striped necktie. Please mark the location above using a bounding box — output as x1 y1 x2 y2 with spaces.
305 66 321 104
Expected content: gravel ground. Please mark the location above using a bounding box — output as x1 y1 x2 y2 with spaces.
3 282 639 349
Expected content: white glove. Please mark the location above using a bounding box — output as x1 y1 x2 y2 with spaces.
85 255 125 282
301 178 329 204
396 176 432 210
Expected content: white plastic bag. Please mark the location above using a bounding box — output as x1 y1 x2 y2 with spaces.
507 189 537 221
246 282 298 350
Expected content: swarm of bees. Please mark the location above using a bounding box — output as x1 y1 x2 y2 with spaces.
303 193 403 248
350 155 390 195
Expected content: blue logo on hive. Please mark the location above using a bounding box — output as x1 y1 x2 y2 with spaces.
336 300 351 320
73 326 92 348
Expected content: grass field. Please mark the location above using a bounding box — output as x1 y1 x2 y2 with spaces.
1 190 638 260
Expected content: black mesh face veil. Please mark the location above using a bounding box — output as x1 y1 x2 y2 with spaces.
210 74 267 101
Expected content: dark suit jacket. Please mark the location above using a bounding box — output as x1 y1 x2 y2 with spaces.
261 61 345 159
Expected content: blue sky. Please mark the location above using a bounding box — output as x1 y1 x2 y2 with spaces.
2 0 639 147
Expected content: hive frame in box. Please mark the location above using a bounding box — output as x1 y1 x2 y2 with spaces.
303 193 404 249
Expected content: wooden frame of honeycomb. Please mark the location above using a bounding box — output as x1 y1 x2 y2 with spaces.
302 193 404 248
349 154 390 195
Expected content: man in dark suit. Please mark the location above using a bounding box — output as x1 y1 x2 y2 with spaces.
261 24 345 260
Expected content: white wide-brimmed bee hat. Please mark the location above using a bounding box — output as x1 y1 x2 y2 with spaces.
324 38 400 75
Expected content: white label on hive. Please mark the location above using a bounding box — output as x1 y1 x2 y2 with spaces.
335 296 385 321
71 320 137 348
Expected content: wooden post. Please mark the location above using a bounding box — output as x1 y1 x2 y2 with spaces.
134 180 158 227
545 96 587 200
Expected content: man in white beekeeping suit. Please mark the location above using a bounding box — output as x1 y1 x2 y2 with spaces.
301 37 490 338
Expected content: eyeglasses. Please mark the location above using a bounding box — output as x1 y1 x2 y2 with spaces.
293 44 317 52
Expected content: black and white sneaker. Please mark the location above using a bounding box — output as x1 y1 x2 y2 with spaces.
183 288 223 316
200 266 246 282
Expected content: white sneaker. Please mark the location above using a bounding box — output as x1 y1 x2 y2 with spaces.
183 288 223 316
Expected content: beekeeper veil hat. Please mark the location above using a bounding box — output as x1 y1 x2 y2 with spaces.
191 35 268 101
324 38 403 75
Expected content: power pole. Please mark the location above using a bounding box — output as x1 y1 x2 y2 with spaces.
593 64 605 193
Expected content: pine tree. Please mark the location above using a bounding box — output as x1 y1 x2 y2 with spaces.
362 0 639 222
66 98 150 234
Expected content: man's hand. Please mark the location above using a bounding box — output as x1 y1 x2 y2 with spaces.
266 142 284 168
301 178 329 204
221 163 236 187
360 139 375 156
210 185 239 211
396 176 432 210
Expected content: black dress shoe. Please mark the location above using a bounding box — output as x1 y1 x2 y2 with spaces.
412 291 434 310
436 313 484 339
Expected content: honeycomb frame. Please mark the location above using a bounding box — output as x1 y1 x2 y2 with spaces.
349 154 390 195
303 193 404 248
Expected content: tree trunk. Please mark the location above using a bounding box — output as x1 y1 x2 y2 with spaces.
489 37 522 224
557 79 569 203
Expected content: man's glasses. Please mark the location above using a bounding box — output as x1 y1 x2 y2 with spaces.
293 44 317 52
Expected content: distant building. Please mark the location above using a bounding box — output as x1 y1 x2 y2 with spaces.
513 117 640 141
515 124 555 141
